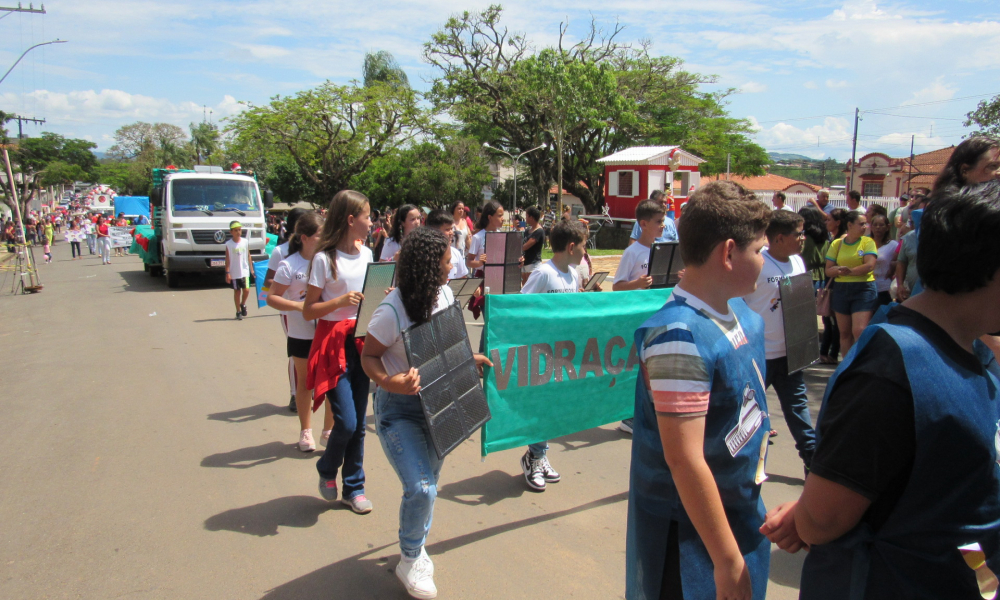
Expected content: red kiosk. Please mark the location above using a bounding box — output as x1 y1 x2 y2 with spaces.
597 146 705 219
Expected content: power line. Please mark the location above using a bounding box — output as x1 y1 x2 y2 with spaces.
752 92 999 127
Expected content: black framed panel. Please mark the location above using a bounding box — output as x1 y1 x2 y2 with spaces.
780 272 821 374
354 262 397 338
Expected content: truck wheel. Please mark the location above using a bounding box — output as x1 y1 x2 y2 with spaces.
149 265 162 277
165 268 180 288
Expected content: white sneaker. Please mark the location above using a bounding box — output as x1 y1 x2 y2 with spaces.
396 548 437 599
298 429 316 452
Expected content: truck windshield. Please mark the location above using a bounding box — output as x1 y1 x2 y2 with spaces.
170 179 260 216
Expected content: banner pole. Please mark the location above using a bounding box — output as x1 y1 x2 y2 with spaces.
2 146 39 289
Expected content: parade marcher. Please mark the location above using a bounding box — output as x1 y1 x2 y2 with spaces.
626 181 772 600
224 221 251 320
819 209 847 363
825 210 878 354
264 207 309 412
933 135 1000 192
450 201 471 257
743 209 816 469
517 219 587 491
628 190 677 246
846 190 862 212
96 216 111 265
83 217 96 254
113 213 127 257
425 209 467 279
807 189 835 215
520 206 545 285
380 204 421 262
363 226 492 599
888 194 909 241
613 199 662 292
266 211 333 452
66 222 83 260
761 180 1000 600
303 190 374 514
466 201 504 274
869 213 898 305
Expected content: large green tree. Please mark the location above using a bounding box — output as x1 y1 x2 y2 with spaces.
424 6 768 212
965 95 1000 137
225 78 431 206
0 132 97 217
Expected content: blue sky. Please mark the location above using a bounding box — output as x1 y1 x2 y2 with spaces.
1 0 998 161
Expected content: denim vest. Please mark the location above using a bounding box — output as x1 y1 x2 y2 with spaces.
801 322 1000 599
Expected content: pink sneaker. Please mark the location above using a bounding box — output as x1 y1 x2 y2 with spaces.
298 429 316 452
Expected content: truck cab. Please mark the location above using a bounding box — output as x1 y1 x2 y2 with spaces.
149 166 272 287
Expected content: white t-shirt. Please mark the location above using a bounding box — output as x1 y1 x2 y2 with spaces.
468 229 487 262
379 238 400 262
367 285 455 378
873 240 899 293
225 237 250 279
742 248 806 359
307 247 374 322
613 241 650 284
449 246 469 279
521 259 581 294
267 241 288 272
273 252 317 340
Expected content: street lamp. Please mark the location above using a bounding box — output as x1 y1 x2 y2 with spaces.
0 39 67 86
483 141 547 220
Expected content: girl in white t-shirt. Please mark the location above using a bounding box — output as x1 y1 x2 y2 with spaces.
267 211 333 452
362 227 492 599
466 200 505 272
379 204 422 262
302 190 375 514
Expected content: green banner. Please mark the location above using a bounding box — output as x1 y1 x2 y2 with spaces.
481 288 673 456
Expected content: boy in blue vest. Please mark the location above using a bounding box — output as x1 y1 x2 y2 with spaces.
761 180 1000 599
626 181 772 600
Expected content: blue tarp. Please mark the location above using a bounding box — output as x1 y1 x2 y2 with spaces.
113 196 150 220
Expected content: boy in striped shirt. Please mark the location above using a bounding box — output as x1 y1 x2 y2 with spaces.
626 181 772 600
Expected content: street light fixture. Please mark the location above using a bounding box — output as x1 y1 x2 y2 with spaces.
0 39 67 86
483 141 547 221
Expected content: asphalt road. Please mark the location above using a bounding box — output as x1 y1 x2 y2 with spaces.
0 242 833 599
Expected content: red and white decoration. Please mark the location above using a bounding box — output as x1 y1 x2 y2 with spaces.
84 185 117 211
597 146 705 219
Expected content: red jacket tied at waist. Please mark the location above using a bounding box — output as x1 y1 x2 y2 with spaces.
307 319 364 411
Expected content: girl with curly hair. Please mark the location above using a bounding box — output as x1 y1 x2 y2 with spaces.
303 190 375 514
362 226 492 599
379 204 422 262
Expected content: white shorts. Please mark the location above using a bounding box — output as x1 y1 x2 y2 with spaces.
521 261 541 275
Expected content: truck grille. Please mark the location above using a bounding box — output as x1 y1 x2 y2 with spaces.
191 230 232 245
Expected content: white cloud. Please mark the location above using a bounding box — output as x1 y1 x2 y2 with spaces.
741 81 767 93
903 78 957 105
749 116 854 154
804 81 818 89
0 89 244 146
826 79 849 89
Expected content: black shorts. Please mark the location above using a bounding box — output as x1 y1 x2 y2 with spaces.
231 276 249 290
287 336 313 359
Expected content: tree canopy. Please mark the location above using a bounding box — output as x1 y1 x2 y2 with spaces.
0 132 98 216
965 95 1000 137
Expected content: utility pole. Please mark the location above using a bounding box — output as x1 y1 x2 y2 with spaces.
820 161 826 188
907 134 915 194
0 4 46 16
848 108 860 195
726 153 731 181
11 115 43 139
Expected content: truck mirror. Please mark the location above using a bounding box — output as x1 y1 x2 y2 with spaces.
264 189 274 209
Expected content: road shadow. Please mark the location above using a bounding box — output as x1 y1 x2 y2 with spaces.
194 314 277 323
258 492 628 600
207 403 290 423
550 426 626 452
766 474 805 487
204 495 332 537
201 441 314 469
118 268 231 293
436 469 526 506
769 547 805 588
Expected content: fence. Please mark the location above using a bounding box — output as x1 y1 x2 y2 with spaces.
776 192 900 213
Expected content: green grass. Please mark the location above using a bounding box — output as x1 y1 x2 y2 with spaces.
541 247 621 259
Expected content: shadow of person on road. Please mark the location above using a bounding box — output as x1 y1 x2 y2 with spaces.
765 474 805 487
258 492 628 600
769 547 805 589
550 426 626 452
201 441 313 469
204 495 332 537
208 403 290 423
436 470 526 506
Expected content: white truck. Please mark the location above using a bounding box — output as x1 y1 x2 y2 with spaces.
141 166 273 288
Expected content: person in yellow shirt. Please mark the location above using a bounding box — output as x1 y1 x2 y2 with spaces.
825 210 877 353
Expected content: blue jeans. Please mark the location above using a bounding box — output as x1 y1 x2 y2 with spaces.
315 336 370 499
374 387 443 559
528 441 548 458
765 357 816 468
